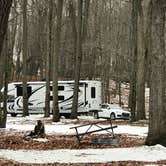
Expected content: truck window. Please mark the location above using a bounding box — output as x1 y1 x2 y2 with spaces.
91 87 96 98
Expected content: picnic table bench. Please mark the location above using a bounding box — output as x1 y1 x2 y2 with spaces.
70 119 117 144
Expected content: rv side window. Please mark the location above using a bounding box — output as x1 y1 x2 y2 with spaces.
27 87 32 97
50 86 64 91
58 96 64 101
17 86 32 97
91 87 96 98
17 86 22 96
50 96 64 101
50 96 53 100
58 86 64 91
50 86 53 91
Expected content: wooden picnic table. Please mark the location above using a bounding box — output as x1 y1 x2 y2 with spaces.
70 119 117 144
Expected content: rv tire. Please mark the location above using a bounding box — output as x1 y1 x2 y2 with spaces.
63 114 70 119
11 113 17 117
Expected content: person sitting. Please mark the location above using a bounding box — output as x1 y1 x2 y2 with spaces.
24 120 45 140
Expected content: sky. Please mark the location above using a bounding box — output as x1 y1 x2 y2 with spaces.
0 115 166 164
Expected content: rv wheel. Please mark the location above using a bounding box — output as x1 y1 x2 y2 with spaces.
64 114 70 119
11 113 17 117
94 112 99 119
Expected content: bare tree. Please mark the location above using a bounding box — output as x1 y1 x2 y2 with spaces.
0 0 12 55
52 0 63 122
44 0 53 117
136 0 146 120
70 0 83 119
0 0 13 128
146 0 166 146
129 0 138 122
0 35 8 128
22 0 29 116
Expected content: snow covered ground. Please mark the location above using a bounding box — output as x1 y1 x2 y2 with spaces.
0 114 166 164
6 114 148 136
0 145 166 164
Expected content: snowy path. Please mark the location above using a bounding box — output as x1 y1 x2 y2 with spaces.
0 145 166 164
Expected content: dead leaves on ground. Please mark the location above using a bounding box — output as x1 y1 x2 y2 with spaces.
0 133 144 150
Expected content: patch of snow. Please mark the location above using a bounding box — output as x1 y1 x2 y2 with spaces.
32 138 48 142
6 122 148 137
0 145 166 164
5 115 148 137
115 125 148 137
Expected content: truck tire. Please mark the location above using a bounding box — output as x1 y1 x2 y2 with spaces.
110 113 116 120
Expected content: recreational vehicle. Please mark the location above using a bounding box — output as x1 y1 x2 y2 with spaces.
1 80 102 117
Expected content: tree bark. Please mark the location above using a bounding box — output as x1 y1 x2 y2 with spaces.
69 0 77 78
22 0 29 116
146 0 166 146
129 0 138 122
0 35 8 128
44 0 53 117
0 0 12 55
52 0 63 122
70 0 83 119
136 0 146 120
145 1 152 88
0 0 12 90
0 0 12 127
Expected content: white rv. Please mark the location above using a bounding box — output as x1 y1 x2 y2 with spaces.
2 80 102 117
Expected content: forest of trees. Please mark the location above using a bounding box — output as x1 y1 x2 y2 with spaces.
0 0 166 146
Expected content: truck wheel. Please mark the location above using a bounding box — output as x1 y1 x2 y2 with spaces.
110 113 116 120
11 113 17 117
94 112 99 119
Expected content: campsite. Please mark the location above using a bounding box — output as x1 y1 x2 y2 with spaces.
0 114 166 165
1 0 166 165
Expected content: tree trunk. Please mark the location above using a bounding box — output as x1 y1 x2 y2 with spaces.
82 0 90 39
0 0 12 55
0 35 8 128
0 0 12 127
70 0 83 119
145 1 152 88
69 0 77 79
0 0 12 91
44 0 53 118
22 0 29 116
52 0 63 122
146 0 166 146
129 0 138 122
118 81 122 106
136 0 146 120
